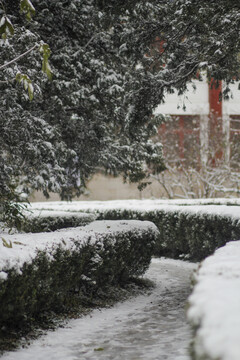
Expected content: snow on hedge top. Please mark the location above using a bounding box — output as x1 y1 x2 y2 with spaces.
188 241 240 360
0 220 157 280
0 227 91 278
28 199 240 220
84 220 159 235
29 198 240 209
28 209 96 220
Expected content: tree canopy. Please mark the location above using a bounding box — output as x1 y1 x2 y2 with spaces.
0 0 239 219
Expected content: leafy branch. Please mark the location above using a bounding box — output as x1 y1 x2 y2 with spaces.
20 0 35 21
0 0 52 100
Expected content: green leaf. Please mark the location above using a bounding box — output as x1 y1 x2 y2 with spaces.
15 72 22 82
2 237 13 248
28 82 34 101
94 348 104 352
16 73 34 101
0 16 14 39
39 43 52 80
13 241 26 246
20 0 36 21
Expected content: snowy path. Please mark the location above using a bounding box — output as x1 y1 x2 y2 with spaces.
1 258 197 360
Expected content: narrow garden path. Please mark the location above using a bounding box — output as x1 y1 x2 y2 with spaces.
2 258 197 360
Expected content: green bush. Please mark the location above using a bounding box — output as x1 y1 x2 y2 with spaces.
0 220 157 342
84 208 240 261
22 210 96 232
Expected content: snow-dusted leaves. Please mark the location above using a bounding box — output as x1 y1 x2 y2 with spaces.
20 0 36 21
0 16 14 39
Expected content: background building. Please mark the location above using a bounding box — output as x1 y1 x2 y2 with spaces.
32 78 240 202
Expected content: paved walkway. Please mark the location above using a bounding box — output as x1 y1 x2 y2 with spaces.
2 258 197 360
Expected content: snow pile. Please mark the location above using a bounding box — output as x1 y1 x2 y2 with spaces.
188 241 240 360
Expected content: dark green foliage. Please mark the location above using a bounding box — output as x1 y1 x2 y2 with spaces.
0 242 97 347
0 200 27 230
0 222 157 348
87 208 240 261
22 212 96 232
1 0 240 230
0 1 68 212
2 0 240 224
0 0 166 210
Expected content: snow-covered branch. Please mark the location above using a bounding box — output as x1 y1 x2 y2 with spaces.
0 44 38 70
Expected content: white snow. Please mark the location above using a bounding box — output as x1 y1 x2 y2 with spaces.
1 200 240 359
0 16 6 27
0 220 157 278
84 219 159 235
27 209 95 220
28 199 240 220
188 241 240 360
1 258 197 360
0 227 90 276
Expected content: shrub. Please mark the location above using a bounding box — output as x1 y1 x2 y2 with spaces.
77 206 240 261
188 240 240 360
0 220 158 343
22 210 96 233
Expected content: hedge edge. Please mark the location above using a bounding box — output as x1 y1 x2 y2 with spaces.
0 220 158 347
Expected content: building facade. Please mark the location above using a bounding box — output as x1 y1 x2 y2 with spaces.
154 78 240 169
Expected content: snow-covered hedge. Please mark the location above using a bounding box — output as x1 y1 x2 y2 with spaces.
188 241 240 360
22 210 96 233
29 201 240 261
0 220 158 337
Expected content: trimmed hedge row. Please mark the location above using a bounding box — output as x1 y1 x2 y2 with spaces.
22 210 96 233
0 220 158 344
188 240 240 360
83 208 240 261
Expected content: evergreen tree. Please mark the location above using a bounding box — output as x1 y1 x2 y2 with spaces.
0 0 70 226
0 0 166 212
1 0 239 226
119 0 240 112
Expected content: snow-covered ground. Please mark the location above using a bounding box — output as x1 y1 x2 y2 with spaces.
29 199 240 220
188 240 240 360
1 258 197 360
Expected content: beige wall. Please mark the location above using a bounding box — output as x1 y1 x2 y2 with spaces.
30 170 240 202
30 174 166 202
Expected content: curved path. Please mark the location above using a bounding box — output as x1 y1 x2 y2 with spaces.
2 258 197 360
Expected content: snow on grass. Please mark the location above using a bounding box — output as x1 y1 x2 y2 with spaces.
188 241 240 360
